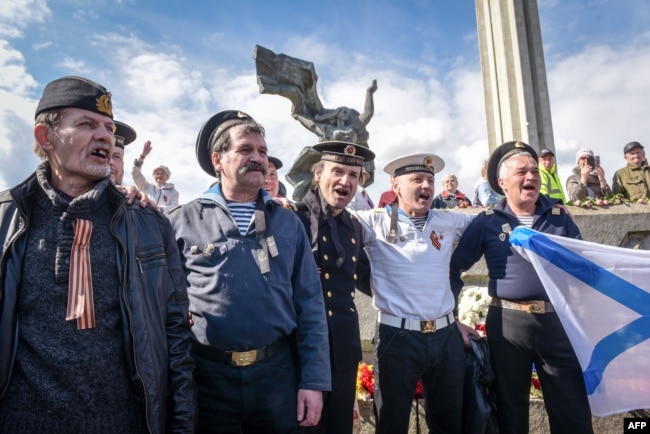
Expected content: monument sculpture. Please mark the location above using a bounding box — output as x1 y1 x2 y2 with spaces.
254 44 377 200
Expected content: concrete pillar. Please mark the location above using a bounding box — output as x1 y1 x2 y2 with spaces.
475 0 555 154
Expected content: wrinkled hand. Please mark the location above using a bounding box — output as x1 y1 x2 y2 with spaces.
595 166 606 180
142 140 153 157
122 185 159 210
456 320 480 348
297 389 323 427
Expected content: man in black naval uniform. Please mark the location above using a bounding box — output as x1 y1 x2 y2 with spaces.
292 141 374 434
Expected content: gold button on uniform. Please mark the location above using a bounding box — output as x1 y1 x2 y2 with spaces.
322 235 327 242
328 310 333 317
352 256 357 262
323 254 329 261
324 273 330 280
351 292 355 298
351 238 356 244
327 291 333 298
353 273 357 280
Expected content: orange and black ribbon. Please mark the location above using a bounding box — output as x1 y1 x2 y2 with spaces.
66 218 95 330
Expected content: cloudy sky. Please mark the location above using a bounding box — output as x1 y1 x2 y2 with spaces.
1 0 649 203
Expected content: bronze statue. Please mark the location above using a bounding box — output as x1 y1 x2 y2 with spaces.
254 45 377 200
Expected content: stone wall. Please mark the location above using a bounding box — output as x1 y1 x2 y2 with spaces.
355 205 650 433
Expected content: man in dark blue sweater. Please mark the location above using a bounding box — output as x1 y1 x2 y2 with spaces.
451 141 593 434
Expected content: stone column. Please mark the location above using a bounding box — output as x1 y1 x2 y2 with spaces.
475 0 554 154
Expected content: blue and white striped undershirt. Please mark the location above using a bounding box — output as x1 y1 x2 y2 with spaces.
227 201 256 235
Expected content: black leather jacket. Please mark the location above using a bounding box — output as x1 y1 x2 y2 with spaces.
0 172 197 433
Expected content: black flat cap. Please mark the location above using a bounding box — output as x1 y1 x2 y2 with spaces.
313 141 375 167
114 121 137 149
539 148 554 157
196 110 257 176
487 140 538 195
35 76 113 119
623 141 644 154
268 156 283 169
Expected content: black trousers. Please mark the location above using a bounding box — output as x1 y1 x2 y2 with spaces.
301 364 357 434
373 322 465 434
486 306 593 434
193 340 298 434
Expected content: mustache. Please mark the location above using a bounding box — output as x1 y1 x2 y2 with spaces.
239 162 267 176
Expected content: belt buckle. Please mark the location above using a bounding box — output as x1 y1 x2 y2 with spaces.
420 320 436 333
526 301 545 314
231 350 257 366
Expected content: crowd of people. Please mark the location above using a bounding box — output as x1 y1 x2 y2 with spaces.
1 74 649 434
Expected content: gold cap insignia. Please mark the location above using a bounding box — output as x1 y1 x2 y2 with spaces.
96 93 113 117
423 156 433 167
515 141 524 148
345 145 356 155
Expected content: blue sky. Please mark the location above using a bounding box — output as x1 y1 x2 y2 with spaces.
2 0 650 203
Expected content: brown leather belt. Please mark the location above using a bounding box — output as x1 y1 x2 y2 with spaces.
192 336 287 367
490 297 554 314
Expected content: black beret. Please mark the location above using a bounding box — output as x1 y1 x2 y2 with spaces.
196 110 257 176
268 156 283 170
312 141 375 167
623 141 644 154
487 141 538 195
35 76 113 119
114 121 137 149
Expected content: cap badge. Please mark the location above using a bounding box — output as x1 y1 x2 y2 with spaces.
423 156 433 167
515 141 524 149
237 111 247 118
501 223 512 233
344 145 356 155
96 93 113 117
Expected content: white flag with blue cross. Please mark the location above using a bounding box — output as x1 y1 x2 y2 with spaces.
509 226 650 416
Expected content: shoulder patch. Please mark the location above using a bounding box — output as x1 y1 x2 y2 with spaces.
289 204 299 212
485 209 495 215
348 212 359 221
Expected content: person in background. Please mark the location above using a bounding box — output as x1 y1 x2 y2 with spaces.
566 148 610 202
474 159 502 207
538 148 566 203
612 141 650 202
292 141 373 434
0 76 196 433
168 110 330 433
132 140 180 211
377 186 396 208
110 120 136 185
347 169 375 211
354 153 477 433
431 173 472 209
451 141 592 434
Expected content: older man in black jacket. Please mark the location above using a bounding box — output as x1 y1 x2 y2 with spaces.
0 76 197 433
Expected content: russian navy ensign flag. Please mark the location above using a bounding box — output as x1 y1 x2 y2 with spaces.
510 226 650 416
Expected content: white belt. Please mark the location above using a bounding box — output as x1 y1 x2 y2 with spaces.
378 312 455 333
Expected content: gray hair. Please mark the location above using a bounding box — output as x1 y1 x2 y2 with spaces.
498 151 534 179
33 108 65 161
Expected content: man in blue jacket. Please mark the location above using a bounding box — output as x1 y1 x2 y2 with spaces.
450 141 592 434
0 76 196 433
168 110 330 433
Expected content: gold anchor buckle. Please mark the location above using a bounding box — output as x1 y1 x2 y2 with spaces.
420 320 436 333
231 350 257 367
